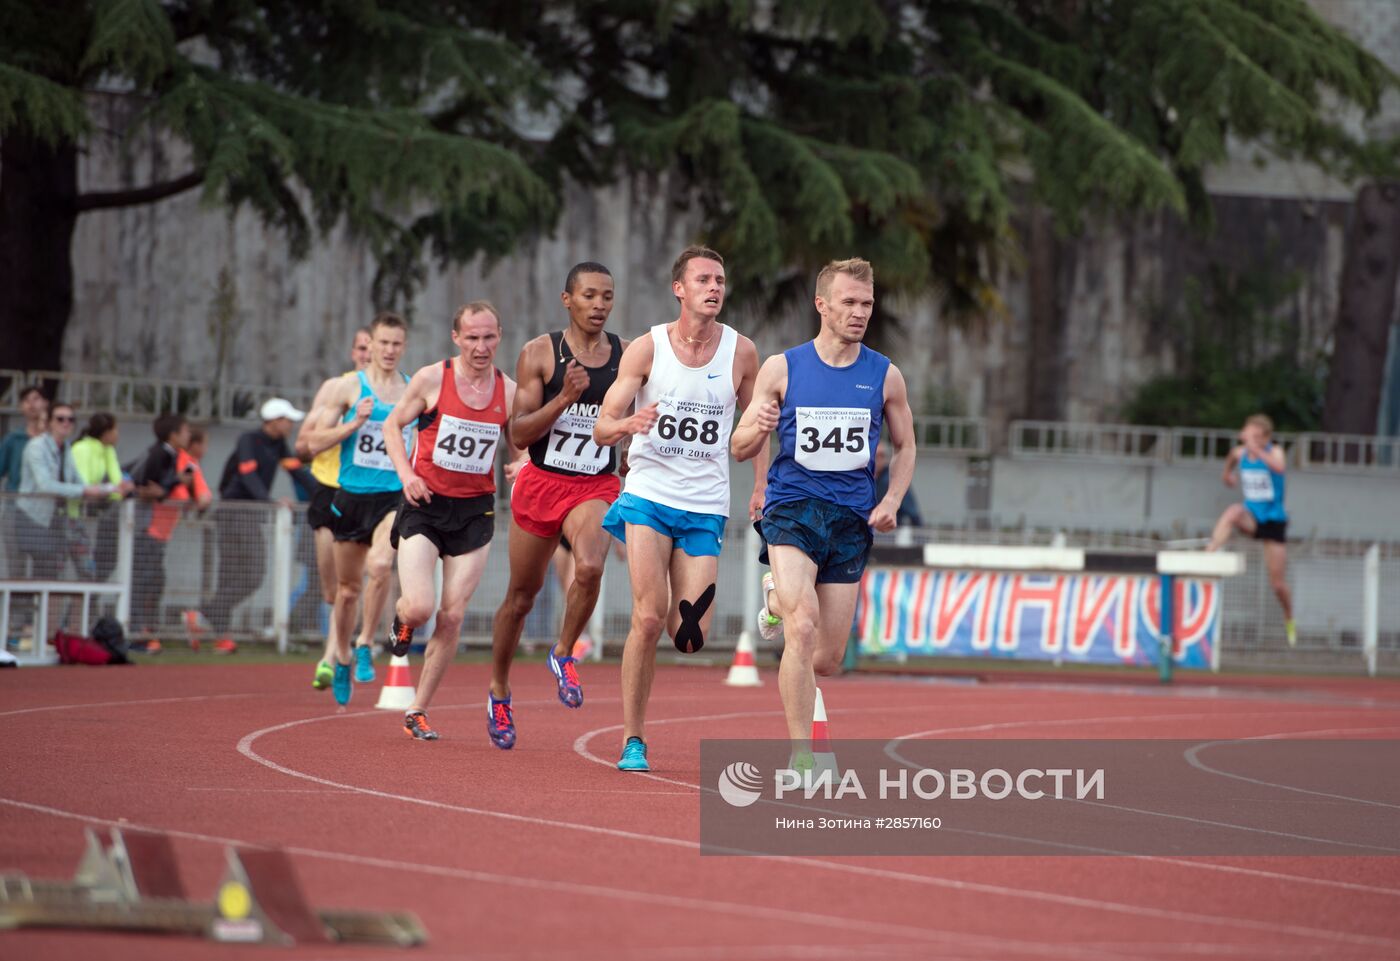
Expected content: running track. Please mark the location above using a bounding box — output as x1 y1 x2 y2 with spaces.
2 661 1399 960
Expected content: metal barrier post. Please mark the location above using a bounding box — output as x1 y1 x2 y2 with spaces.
1363 543 1380 677
588 561 606 662
1157 573 1175 684
742 522 761 646
115 499 134 629
272 505 292 654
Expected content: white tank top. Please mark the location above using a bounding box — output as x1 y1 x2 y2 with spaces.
622 323 738 516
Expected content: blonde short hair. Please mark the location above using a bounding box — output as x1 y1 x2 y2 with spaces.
1245 413 1274 437
816 257 875 300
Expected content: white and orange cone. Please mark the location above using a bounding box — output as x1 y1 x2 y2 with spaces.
724 630 763 687
375 654 416 710
812 687 839 778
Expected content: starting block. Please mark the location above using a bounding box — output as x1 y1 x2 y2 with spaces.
0 826 426 947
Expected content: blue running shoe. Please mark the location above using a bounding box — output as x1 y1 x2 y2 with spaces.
353 645 375 684
617 737 649 772
548 650 584 708
487 693 516 750
332 660 352 706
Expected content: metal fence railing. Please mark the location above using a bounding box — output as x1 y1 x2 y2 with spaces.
911 415 990 456
0 370 315 424
0 491 767 666
1295 432 1400 473
1010 420 1172 462
3 489 1395 676
1169 427 1296 463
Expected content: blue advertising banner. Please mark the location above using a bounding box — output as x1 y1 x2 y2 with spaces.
858 570 1218 669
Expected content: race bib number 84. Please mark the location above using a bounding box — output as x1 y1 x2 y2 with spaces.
795 407 872 472
432 415 500 474
352 420 412 473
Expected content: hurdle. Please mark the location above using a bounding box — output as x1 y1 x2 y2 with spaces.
860 544 1245 682
0 826 427 947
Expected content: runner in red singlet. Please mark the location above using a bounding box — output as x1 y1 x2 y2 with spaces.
382 301 521 741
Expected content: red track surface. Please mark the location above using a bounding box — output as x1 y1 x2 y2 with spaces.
3 660 1400 960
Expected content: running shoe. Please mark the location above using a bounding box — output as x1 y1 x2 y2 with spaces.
548 650 584 708
403 710 439 741
756 572 784 642
354 644 375 683
213 637 238 654
1285 619 1297 648
572 634 594 660
312 661 333 690
487 694 516 750
386 616 414 657
332 660 352 706
617 737 649 772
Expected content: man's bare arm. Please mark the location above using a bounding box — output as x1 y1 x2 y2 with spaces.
297 374 370 459
867 366 916 533
594 337 658 446
384 365 436 505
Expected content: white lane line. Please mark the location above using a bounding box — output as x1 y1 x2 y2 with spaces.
232 703 1137 961
883 711 1400 892
570 708 1400 950
0 796 1108 961
1185 727 1400 810
0 692 263 718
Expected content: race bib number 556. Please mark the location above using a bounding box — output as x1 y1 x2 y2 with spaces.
795 407 872 472
432 415 500 474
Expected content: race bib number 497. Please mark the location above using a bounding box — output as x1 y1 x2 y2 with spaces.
795 407 872 472
432 415 500 474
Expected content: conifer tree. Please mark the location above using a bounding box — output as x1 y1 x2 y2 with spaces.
2 1 1394 375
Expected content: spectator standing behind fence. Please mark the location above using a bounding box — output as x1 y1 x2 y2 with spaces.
16 403 131 641
208 399 310 652
1 387 49 492
128 414 195 644
71 412 128 581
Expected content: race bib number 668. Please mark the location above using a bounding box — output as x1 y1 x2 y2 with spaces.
432 415 500 474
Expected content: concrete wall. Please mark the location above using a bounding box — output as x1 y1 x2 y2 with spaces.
54 5 1400 441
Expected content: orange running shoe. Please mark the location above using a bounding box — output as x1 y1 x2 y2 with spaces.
404 710 439 741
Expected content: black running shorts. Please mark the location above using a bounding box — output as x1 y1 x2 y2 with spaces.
391 492 495 557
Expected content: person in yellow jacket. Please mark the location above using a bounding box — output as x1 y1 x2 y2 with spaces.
70 412 126 580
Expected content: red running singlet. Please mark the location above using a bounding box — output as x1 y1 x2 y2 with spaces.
412 360 508 498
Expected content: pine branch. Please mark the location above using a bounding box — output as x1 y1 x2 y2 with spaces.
74 169 205 212
0 63 90 143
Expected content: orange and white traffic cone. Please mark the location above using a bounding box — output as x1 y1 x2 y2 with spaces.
375 654 416 710
812 687 839 779
724 630 762 687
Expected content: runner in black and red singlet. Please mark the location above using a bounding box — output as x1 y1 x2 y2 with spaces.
485 262 629 750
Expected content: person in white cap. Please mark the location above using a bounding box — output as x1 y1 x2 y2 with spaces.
207 397 313 651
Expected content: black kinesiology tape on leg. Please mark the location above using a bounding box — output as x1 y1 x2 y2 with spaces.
673 583 716 654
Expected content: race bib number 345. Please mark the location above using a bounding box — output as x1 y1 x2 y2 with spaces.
795 407 872 472
432 415 500 474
